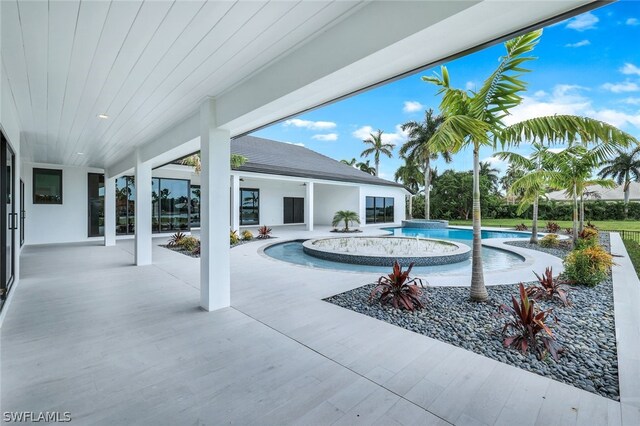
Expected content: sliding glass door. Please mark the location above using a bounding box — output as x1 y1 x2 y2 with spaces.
1 132 15 304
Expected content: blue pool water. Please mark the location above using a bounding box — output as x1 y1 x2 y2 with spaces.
264 227 528 276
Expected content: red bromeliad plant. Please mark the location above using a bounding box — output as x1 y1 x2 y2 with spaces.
369 261 425 311
545 221 560 233
167 231 186 247
500 283 562 361
257 225 272 239
526 267 571 307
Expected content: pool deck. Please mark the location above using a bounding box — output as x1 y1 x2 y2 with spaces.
2 225 638 424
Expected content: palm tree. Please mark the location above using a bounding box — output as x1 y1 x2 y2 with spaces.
356 160 376 175
499 163 526 202
400 109 451 219
598 147 640 218
340 158 358 167
394 155 423 194
181 153 247 174
360 130 394 176
424 30 543 301
332 210 360 231
479 161 500 192
495 142 554 244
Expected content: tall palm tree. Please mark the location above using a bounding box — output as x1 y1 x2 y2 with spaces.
598 147 640 218
479 161 500 192
360 130 394 177
394 155 423 194
495 142 554 244
499 163 526 202
400 109 451 219
424 30 543 301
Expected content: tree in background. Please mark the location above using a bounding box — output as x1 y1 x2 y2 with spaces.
360 130 394 177
479 161 500 192
400 109 451 219
181 153 247 174
598 147 640 218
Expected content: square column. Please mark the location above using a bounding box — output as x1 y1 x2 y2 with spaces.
134 155 153 266
104 175 116 246
305 181 314 231
200 98 231 311
230 174 240 232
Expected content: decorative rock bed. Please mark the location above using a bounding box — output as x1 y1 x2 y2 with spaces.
324 233 619 400
401 219 449 229
302 236 470 267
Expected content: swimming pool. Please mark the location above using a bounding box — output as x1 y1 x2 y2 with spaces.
383 226 532 241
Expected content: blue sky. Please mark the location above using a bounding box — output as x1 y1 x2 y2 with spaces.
253 1 640 181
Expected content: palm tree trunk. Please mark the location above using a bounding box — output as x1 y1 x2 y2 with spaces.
424 158 431 220
572 183 578 246
579 193 585 233
375 158 379 177
470 147 487 302
624 178 630 219
408 195 413 219
530 196 539 244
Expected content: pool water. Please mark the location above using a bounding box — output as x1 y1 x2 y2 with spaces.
264 226 527 276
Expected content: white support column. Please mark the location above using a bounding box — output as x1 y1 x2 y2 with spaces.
230 174 240 232
134 154 153 266
104 175 116 246
305 181 314 231
200 98 231 311
358 187 366 226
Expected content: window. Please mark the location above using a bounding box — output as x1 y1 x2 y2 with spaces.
190 185 200 228
88 173 105 237
157 178 190 232
33 168 62 204
365 196 394 224
115 176 135 235
240 188 259 225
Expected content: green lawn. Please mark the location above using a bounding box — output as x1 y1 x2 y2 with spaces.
447 218 640 232
623 239 640 279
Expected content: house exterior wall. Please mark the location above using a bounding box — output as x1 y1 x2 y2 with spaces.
313 184 360 226
359 184 406 225
238 177 306 227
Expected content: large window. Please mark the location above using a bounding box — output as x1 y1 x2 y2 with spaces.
88 173 105 237
240 188 259 226
190 185 200 228
116 176 135 235
365 196 394 224
156 178 190 232
33 168 62 204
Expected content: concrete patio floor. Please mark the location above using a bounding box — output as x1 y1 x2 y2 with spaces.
1 227 635 425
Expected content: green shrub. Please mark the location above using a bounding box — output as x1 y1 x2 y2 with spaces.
230 230 240 245
179 236 199 252
241 230 254 241
563 245 614 287
539 234 559 248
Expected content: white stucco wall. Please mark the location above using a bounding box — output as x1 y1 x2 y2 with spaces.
22 163 104 245
238 177 306 227
313 184 359 226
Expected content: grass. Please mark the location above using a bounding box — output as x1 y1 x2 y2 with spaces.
623 239 640 279
448 218 640 232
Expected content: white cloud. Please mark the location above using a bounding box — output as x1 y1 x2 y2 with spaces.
626 18 639 26
622 97 640 105
566 12 599 31
621 62 640 76
311 133 338 141
504 83 640 130
352 125 407 146
548 148 566 154
283 141 305 147
465 81 476 91
565 39 590 48
533 90 548 98
402 101 423 113
283 118 336 130
602 81 640 93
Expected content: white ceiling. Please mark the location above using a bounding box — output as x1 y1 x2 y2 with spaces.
1 0 598 170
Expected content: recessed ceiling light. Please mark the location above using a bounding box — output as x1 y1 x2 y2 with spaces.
77 152 84 155
97 114 109 119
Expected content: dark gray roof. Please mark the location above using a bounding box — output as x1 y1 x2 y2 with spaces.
231 135 405 189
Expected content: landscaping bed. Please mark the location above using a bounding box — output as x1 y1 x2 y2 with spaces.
325 233 619 400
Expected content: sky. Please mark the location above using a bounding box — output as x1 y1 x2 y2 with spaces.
252 1 640 182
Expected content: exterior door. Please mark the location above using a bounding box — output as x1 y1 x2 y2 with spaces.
1 133 15 302
283 197 304 224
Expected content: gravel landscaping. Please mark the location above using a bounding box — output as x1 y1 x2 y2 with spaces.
325 233 619 400
161 238 265 257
